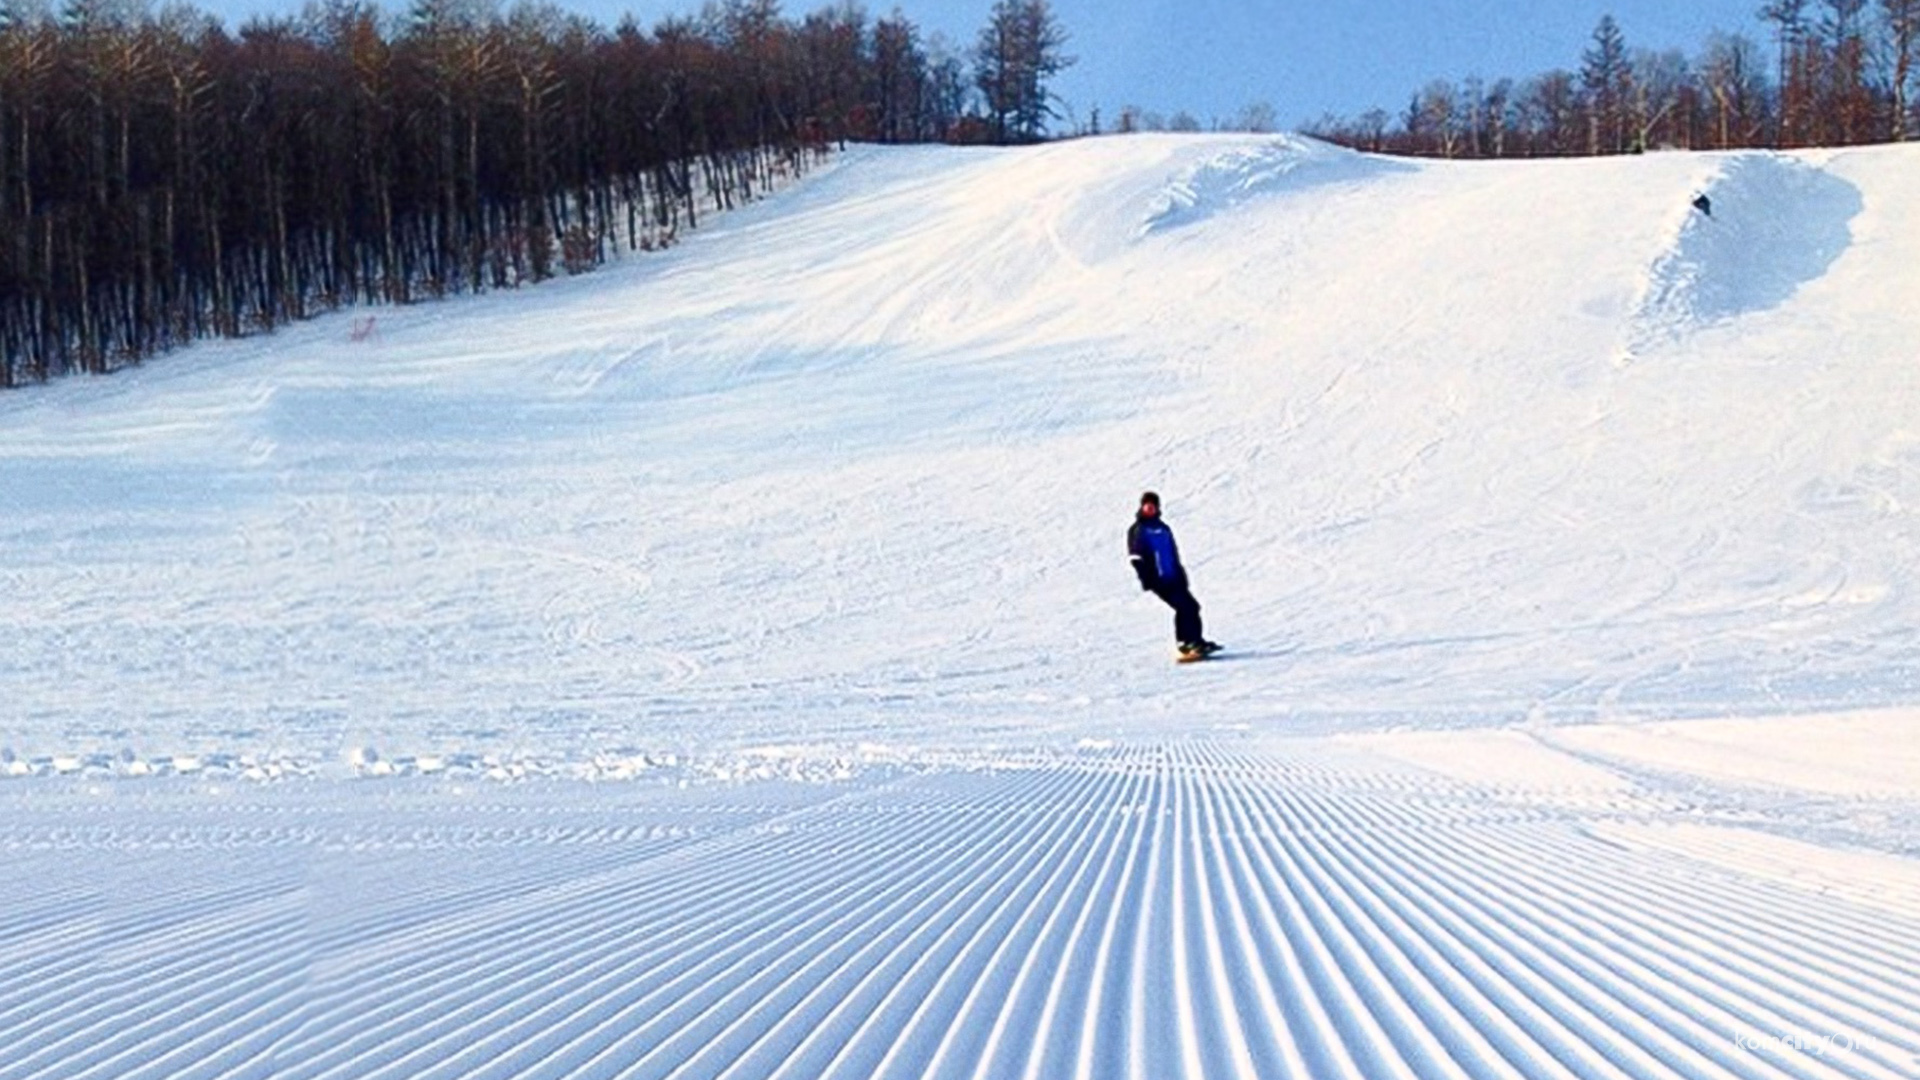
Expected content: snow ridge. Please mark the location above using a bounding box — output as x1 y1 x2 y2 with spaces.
1631 152 1862 350
1137 136 1401 236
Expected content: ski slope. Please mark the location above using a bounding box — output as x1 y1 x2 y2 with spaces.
3 134 1919 1077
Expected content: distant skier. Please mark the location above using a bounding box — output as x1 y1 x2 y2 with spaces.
1128 491 1220 661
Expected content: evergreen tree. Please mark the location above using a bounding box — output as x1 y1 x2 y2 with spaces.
971 0 1071 143
1580 14 1632 152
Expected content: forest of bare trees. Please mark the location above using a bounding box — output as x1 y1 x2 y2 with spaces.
10 0 1912 387
1309 4 1920 158
0 0 1072 385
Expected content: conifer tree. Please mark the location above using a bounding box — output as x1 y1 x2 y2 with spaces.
971 0 1070 143
1580 14 1632 153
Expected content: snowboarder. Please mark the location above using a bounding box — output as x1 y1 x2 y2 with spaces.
1128 491 1220 661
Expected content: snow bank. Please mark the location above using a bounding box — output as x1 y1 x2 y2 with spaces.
1631 151 1862 350
1335 728 1631 796
1549 709 1920 799
1136 134 1405 236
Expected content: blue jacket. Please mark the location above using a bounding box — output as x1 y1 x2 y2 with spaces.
1128 513 1185 590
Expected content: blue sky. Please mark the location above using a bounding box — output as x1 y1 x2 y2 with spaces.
202 0 1773 129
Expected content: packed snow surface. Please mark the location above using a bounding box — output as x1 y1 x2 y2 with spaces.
3 134 1918 1078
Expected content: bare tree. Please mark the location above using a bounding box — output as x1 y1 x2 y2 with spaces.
1518 69 1580 155
921 31 966 138
1888 0 1920 138
1481 77 1514 156
1819 0 1872 142
1630 47 1692 149
1699 31 1768 147
1358 107 1390 151
871 8 926 142
797 2 867 143
1761 0 1813 144
1235 99 1277 133
1410 79 1460 156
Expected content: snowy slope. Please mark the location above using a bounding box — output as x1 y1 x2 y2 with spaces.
6 136 1920 766
3 135 1919 1078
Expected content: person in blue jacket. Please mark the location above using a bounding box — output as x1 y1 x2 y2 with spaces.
1128 491 1220 659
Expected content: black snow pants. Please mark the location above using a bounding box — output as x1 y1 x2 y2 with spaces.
1150 581 1204 645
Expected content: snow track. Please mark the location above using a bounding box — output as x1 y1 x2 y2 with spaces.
6 746 1914 1079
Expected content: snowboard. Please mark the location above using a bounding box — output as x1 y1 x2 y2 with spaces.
1176 643 1223 663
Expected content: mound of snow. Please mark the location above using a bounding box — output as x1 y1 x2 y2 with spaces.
1631 152 1861 349
1137 135 1406 236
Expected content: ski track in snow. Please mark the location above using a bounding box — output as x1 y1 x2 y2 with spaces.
3 746 1918 1079
5 135 1920 1077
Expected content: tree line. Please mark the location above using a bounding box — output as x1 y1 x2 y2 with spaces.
1307 4 1920 157
0 0 1074 386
